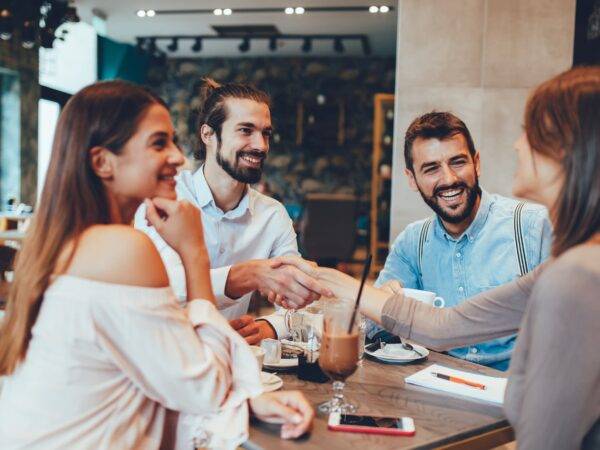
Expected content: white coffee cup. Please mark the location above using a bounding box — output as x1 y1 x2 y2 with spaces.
403 288 445 308
250 346 265 370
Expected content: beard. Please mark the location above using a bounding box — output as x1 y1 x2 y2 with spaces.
216 145 265 184
418 176 482 224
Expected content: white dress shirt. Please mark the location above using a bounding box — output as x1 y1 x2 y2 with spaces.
0 275 263 450
135 167 299 338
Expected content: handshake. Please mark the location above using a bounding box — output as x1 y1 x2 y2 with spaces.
258 255 404 309
226 255 403 344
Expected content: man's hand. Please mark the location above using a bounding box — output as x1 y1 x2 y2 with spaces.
229 315 276 345
249 391 314 439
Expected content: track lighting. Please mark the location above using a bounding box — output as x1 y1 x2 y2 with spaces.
167 37 178 52
238 37 250 52
191 37 202 52
269 36 277 51
301 37 312 53
333 37 344 53
135 34 371 55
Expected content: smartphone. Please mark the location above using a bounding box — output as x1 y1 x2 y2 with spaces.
328 413 415 436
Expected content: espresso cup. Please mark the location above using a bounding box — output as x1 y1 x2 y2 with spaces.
250 345 265 371
403 288 445 308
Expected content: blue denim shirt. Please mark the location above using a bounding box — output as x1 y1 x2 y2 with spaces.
371 190 553 371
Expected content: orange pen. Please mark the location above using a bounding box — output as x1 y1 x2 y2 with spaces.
431 372 487 390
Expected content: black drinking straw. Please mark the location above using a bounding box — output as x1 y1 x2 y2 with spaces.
347 254 372 333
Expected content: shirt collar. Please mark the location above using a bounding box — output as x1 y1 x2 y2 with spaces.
435 189 493 242
193 165 253 217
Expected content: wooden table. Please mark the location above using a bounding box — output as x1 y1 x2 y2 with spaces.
245 352 513 450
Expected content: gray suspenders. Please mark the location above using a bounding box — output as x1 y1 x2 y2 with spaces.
417 217 433 279
417 201 530 281
514 202 529 277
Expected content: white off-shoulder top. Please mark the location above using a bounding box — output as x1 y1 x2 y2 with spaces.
0 275 263 450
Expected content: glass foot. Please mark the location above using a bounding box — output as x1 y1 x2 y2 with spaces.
317 399 357 414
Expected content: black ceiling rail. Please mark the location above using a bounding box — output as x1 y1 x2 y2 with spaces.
136 33 372 55
137 34 370 40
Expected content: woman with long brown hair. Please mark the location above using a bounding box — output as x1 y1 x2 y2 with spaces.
0 80 313 449
314 66 600 449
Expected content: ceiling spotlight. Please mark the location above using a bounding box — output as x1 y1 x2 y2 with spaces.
213 8 223 16
269 36 277 51
333 37 344 53
301 37 312 53
295 7 305 14
146 9 156 17
369 6 379 13
238 37 250 52
380 5 390 13
0 8 13 41
223 8 232 15
21 20 36 49
191 37 202 52
136 9 146 17
285 7 294 14
167 37 178 52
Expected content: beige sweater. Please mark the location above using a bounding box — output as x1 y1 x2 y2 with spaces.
381 243 600 450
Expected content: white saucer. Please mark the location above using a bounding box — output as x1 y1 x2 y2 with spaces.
365 342 429 364
261 372 283 392
263 357 298 370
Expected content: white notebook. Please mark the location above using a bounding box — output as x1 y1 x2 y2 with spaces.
404 364 507 405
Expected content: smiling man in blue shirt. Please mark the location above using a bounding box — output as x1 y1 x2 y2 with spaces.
370 112 552 371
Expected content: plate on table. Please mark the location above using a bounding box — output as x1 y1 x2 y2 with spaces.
263 357 298 371
261 372 283 392
364 342 429 364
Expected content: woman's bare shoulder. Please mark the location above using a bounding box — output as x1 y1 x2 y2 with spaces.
61 225 169 288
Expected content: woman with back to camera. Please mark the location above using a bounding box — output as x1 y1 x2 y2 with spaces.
309 67 600 449
0 80 313 449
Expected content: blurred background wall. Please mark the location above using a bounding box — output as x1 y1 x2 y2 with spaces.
146 56 395 205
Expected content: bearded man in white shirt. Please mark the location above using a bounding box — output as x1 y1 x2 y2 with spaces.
136 79 329 344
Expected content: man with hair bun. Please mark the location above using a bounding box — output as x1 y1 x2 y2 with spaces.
136 78 329 343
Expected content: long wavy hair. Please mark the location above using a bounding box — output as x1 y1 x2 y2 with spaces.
0 80 165 375
524 66 600 256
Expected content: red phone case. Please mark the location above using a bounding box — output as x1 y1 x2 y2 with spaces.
328 423 415 436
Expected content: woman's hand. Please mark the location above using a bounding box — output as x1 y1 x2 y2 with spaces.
314 267 361 300
249 391 314 439
144 198 206 260
378 279 403 295
145 197 214 303
263 256 333 310
315 267 399 323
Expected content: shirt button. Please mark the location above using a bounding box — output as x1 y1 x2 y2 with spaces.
458 286 464 292
219 247 225 254
456 252 461 258
470 347 478 354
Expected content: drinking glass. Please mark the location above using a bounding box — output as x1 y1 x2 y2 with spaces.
285 302 323 352
318 298 359 414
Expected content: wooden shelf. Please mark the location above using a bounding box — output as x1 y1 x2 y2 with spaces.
370 93 395 275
